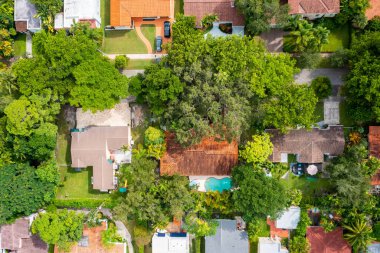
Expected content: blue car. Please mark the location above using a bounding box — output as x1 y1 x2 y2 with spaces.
164 21 171 38
156 36 162 52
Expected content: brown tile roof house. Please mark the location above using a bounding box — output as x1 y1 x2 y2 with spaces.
160 134 238 176
266 126 345 164
369 126 380 186
366 0 380 20
307 227 351 253
71 126 130 191
288 0 340 16
0 218 47 253
184 0 244 27
110 0 172 28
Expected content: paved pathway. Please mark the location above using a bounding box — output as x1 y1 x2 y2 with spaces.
102 52 167 59
26 32 32 57
294 68 348 85
115 221 134 253
324 98 340 125
259 29 288 52
122 69 145 77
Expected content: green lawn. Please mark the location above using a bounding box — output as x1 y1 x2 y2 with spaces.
314 101 324 123
249 221 270 253
340 100 356 127
127 59 154 69
140 25 156 49
175 0 184 16
57 167 109 199
102 30 147 54
321 24 350 53
13 33 26 57
55 109 71 165
100 0 110 28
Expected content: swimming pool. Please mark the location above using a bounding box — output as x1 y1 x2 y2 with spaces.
205 177 232 192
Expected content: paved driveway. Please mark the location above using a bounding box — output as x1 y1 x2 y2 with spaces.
294 68 348 85
259 29 288 52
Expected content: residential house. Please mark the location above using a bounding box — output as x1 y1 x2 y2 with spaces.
55 221 126 253
258 237 289 253
109 0 173 30
184 0 244 36
54 0 101 29
0 217 47 253
366 0 380 20
306 227 351 253
152 232 189 253
287 0 340 20
266 126 345 164
71 101 132 192
14 0 41 33
205 219 249 253
368 126 380 194
267 206 301 239
160 134 238 176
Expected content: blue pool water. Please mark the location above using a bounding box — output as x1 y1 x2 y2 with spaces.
205 177 232 192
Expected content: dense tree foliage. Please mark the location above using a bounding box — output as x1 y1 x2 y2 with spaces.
311 76 332 100
114 156 194 227
240 133 273 163
0 0 15 59
135 16 317 146
337 0 369 29
0 163 58 224
343 32 380 122
144 127 166 159
235 0 289 35
231 164 288 222
12 30 128 111
31 209 84 252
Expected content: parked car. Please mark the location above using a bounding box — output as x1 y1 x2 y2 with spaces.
164 21 171 38
156 36 162 52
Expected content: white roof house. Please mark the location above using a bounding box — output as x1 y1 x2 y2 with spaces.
14 0 41 32
152 233 189 253
205 219 249 253
368 243 380 253
55 0 101 29
258 237 289 253
276 206 301 230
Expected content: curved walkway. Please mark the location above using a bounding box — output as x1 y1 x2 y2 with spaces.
135 26 153 54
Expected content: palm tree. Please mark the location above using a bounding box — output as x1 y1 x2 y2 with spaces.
289 19 314 52
313 26 330 51
343 219 374 253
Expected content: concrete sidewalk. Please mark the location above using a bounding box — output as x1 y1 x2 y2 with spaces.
103 53 167 60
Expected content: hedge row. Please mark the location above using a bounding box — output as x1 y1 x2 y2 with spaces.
53 198 115 209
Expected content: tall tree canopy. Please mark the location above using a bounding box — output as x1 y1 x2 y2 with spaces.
235 0 289 35
0 163 58 224
11 30 128 111
231 164 288 222
134 15 317 146
343 32 380 122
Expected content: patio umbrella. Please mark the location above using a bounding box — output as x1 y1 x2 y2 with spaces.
307 165 318 175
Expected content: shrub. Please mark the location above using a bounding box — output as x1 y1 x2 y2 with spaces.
53 198 115 209
114 55 129 69
101 223 123 248
320 215 336 232
134 225 152 247
330 49 350 68
297 51 321 69
366 16 380 31
311 76 332 99
289 236 310 253
144 127 166 159
287 189 302 206
201 13 219 29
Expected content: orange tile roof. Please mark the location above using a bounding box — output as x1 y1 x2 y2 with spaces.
366 0 380 20
369 126 380 159
267 218 289 238
160 133 238 176
307 227 351 253
110 0 172 27
288 0 340 15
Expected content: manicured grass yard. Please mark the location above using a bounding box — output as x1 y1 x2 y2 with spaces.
314 101 324 123
13 33 26 57
140 24 156 49
339 100 356 127
55 109 71 165
321 24 350 53
102 30 147 54
127 59 154 69
57 167 109 199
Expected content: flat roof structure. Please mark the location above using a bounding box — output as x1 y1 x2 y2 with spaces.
55 0 101 29
152 233 189 253
258 237 289 253
160 134 238 176
205 219 249 253
276 206 301 230
14 0 41 32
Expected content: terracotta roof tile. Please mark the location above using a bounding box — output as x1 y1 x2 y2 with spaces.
15 21 28 33
184 0 244 26
266 126 345 164
366 0 380 20
288 0 340 15
160 133 238 176
307 227 351 253
267 218 289 238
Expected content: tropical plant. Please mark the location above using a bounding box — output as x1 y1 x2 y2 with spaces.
289 236 310 253
240 133 273 164
144 126 166 159
114 55 129 70
247 219 270 241
343 218 374 252
183 214 218 237
101 223 123 249
311 76 332 100
134 225 152 248
287 189 302 206
201 13 219 29
320 215 336 233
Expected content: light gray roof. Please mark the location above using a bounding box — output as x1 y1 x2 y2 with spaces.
276 206 301 230
14 0 41 29
368 243 380 253
205 219 249 253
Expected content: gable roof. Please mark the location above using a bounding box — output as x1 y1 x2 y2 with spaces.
71 126 130 191
160 134 238 176
110 0 172 27
288 0 340 15
366 0 380 20
266 126 345 164
307 227 351 253
0 218 47 253
205 220 249 253
184 0 244 27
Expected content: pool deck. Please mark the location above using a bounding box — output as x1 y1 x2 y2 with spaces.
189 176 230 192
